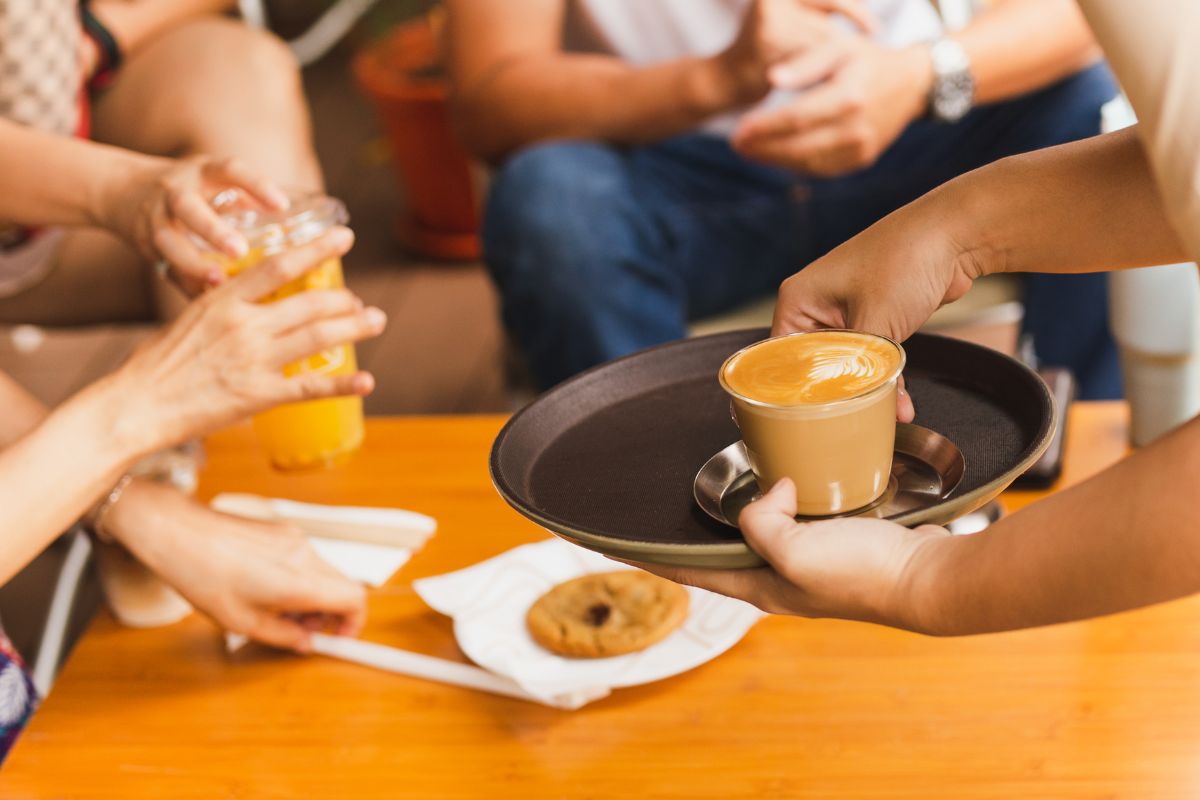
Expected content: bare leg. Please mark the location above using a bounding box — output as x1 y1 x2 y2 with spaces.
0 18 324 325
91 17 323 191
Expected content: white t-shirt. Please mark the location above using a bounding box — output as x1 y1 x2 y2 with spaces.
564 0 944 135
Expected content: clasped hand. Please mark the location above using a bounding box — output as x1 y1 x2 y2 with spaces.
721 0 933 175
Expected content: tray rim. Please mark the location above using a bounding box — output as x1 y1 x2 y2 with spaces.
490 329 1057 567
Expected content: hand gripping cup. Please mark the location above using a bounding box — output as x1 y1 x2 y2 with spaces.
212 194 364 470
719 330 906 516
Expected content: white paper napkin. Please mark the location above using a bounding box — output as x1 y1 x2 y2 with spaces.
221 503 426 652
413 538 765 705
306 537 414 588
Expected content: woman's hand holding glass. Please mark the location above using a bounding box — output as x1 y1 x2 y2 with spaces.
105 226 385 460
96 153 291 294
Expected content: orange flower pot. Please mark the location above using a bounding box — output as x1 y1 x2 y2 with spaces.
353 19 481 261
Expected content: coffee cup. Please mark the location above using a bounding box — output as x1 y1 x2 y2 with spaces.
719 330 905 516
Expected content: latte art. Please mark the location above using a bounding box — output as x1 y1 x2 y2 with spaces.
722 331 902 405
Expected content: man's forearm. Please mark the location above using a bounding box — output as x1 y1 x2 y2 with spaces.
451 53 745 163
944 128 1186 278
913 413 1200 635
951 0 1100 105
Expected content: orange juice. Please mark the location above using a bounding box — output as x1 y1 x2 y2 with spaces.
215 195 363 470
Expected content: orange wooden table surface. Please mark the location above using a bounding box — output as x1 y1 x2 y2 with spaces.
11 402 1200 799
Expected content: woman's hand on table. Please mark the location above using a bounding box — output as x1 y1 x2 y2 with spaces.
104 227 386 459
637 478 951 629
96 153 291 294
105 480 367 652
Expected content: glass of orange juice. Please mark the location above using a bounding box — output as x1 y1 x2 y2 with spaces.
211 193 364 470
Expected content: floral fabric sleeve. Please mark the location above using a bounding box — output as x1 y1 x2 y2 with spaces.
0 630 38 765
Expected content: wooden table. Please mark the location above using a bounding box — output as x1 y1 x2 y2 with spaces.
10 402 1200 798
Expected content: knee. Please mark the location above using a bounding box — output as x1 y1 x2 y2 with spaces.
483 142 627 283
179 18 305 111
224 22 305 108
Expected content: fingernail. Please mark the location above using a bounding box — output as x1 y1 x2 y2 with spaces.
328 227 354 249
225 235 248 258
269 188 291 210
207 269 225 285
365 307 386 328
352 372 375 395
769 478 793 495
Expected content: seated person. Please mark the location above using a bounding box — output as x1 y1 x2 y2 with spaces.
448 0 1122 398
0 228 387 761
0 0 323 320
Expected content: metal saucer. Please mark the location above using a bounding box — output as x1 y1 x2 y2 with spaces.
694 424 966 528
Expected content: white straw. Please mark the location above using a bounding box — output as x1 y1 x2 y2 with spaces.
309 634 609 710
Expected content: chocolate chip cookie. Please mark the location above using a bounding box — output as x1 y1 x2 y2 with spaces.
526 571 690 658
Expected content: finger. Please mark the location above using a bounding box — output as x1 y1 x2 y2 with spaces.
260 288 363 336
276 369 376 403
772 306 837 336
231 227 354 301
798 0 877 34
272 571 367 631
763 39 849 91
206 157 290 211
244 612 314 653
631 560 782 610
153 225 226 290
737 478 803 567
896 376 916 423
735 81 855 143
169 189 248 259
272 306 387 366
736 123 854 174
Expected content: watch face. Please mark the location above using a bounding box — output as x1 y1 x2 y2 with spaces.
933 73 973 122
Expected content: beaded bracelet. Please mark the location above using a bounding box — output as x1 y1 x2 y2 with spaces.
88 473 135 545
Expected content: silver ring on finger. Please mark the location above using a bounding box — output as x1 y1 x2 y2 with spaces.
210 188 240 210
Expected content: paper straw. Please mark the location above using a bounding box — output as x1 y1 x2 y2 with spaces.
310 634 609 710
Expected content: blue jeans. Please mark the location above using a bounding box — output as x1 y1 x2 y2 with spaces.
484 63 1122 397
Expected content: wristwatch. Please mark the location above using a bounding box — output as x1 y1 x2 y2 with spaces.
927 37 974 123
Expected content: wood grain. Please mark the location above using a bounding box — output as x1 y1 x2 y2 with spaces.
13 403 1200 799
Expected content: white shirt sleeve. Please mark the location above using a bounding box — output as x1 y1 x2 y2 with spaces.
1076 0 1200 261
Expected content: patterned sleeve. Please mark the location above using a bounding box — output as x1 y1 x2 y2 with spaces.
0 630 38 764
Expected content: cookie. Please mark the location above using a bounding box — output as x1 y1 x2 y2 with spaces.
525 571 690 658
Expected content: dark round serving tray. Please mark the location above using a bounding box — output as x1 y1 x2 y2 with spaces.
490 329 1055 568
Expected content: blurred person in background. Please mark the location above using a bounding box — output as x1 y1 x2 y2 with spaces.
0 230 387 761
449 0 1121 397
